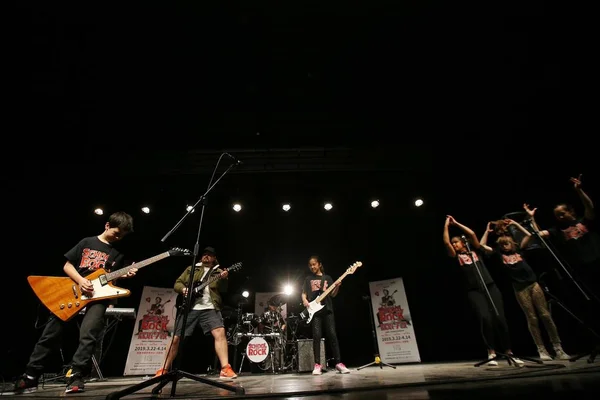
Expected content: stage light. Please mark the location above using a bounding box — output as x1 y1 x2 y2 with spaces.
141 207 150 214
324 203 333 211
283 285 293 295
94 208 103 215
186 205 195 213
371 200 380 208
242 290 250 298
233 203 242 212
282 203 291 212
415 198 424 207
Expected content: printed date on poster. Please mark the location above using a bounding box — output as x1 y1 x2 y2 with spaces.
382 334 412 342
134 345 167 352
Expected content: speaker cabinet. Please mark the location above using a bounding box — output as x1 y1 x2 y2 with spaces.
297 339 326 372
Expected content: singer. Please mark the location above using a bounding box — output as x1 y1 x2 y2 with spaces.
523 174 600 346
443 215 523 365
479 219 570 360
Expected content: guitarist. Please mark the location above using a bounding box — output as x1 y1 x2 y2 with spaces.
301 255 350 376
155 246 238 379
13 212 137 395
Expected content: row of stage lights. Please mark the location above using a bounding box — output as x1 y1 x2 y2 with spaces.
93 198 425 215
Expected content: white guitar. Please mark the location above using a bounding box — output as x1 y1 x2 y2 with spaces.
299 261 363 324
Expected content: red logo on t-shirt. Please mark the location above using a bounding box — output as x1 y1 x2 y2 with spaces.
562 223 588 241
457 252 479 266
80 248 110 272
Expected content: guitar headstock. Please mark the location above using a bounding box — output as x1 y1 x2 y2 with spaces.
346 261 363 274
227 262 243 272
169 247 192 257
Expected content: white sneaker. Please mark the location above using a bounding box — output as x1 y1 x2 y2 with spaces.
312 363 322 375
508 355 524 365
538 348 553 361
554 348 571 360
487 354 498 366
335 363 350 374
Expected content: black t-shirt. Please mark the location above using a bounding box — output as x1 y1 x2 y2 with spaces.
455 249 495 291
548 218 600 267
493 248 537 285
64 236 124 277
302 273 335 312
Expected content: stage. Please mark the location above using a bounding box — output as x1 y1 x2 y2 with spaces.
1 357 599 399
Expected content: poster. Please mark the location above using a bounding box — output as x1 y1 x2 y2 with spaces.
369 277 421 364
123 286 179 375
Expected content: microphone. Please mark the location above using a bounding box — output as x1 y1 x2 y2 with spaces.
460 235 467 242
225 152 243 165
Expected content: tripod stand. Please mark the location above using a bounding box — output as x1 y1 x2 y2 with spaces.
357 295 396 370
106 153 244 400
459 236 540 368
525 220 600 363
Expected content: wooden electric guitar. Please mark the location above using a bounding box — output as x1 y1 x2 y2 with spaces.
177 262 243 310
27 247 191 322
299 261 363 324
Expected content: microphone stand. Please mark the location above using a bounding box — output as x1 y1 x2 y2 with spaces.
525 220 600 363
357 295 396 370
463 237 540 368
106 154 244 400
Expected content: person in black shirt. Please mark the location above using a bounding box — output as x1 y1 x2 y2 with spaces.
480 219 570 361
13 212 136 395
524 174 600 353
443 215 523 365
301 255 350 375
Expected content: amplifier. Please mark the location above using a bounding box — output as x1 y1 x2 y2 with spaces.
297 339 326 372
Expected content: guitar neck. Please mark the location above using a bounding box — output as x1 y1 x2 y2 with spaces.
315 273 348 303
194 270 223 294
105 251 171 281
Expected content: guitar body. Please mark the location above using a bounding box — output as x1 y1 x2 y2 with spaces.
299 300 325 324
27 268 131 322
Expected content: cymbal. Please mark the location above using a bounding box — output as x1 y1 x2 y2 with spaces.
268 294 287 306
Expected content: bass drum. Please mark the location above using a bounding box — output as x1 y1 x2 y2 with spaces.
246 337 270 364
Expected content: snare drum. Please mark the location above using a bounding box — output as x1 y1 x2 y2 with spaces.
245 337 270 363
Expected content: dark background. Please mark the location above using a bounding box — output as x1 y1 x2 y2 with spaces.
2 1 598 380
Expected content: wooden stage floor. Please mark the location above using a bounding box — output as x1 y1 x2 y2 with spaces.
1 358 599 399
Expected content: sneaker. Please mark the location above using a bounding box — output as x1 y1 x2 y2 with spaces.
538 348 553 361
312 363 322 375
487 354 498 366
507 355 524 366
335 363 350 374
219 364 237 379
554 348 571 360
154 368 168 377
12 374 38 394
65 373 85 393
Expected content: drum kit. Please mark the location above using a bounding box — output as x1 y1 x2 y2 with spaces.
225 292 302 374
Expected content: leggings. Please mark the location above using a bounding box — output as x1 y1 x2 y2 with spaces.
514 282 561 347
311 311 341 365
467 283 511 352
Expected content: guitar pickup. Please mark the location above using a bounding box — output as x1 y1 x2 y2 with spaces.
99 275 107 286
72 284 79 299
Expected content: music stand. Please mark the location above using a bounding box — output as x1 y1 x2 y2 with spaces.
357 295 396 370
106 153 244 400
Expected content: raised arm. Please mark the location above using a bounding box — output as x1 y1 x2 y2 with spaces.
571 174 595 220
523 203 550 238
443 216 457 258
478 222 494 254
506 219 534 249
450 216 482 249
